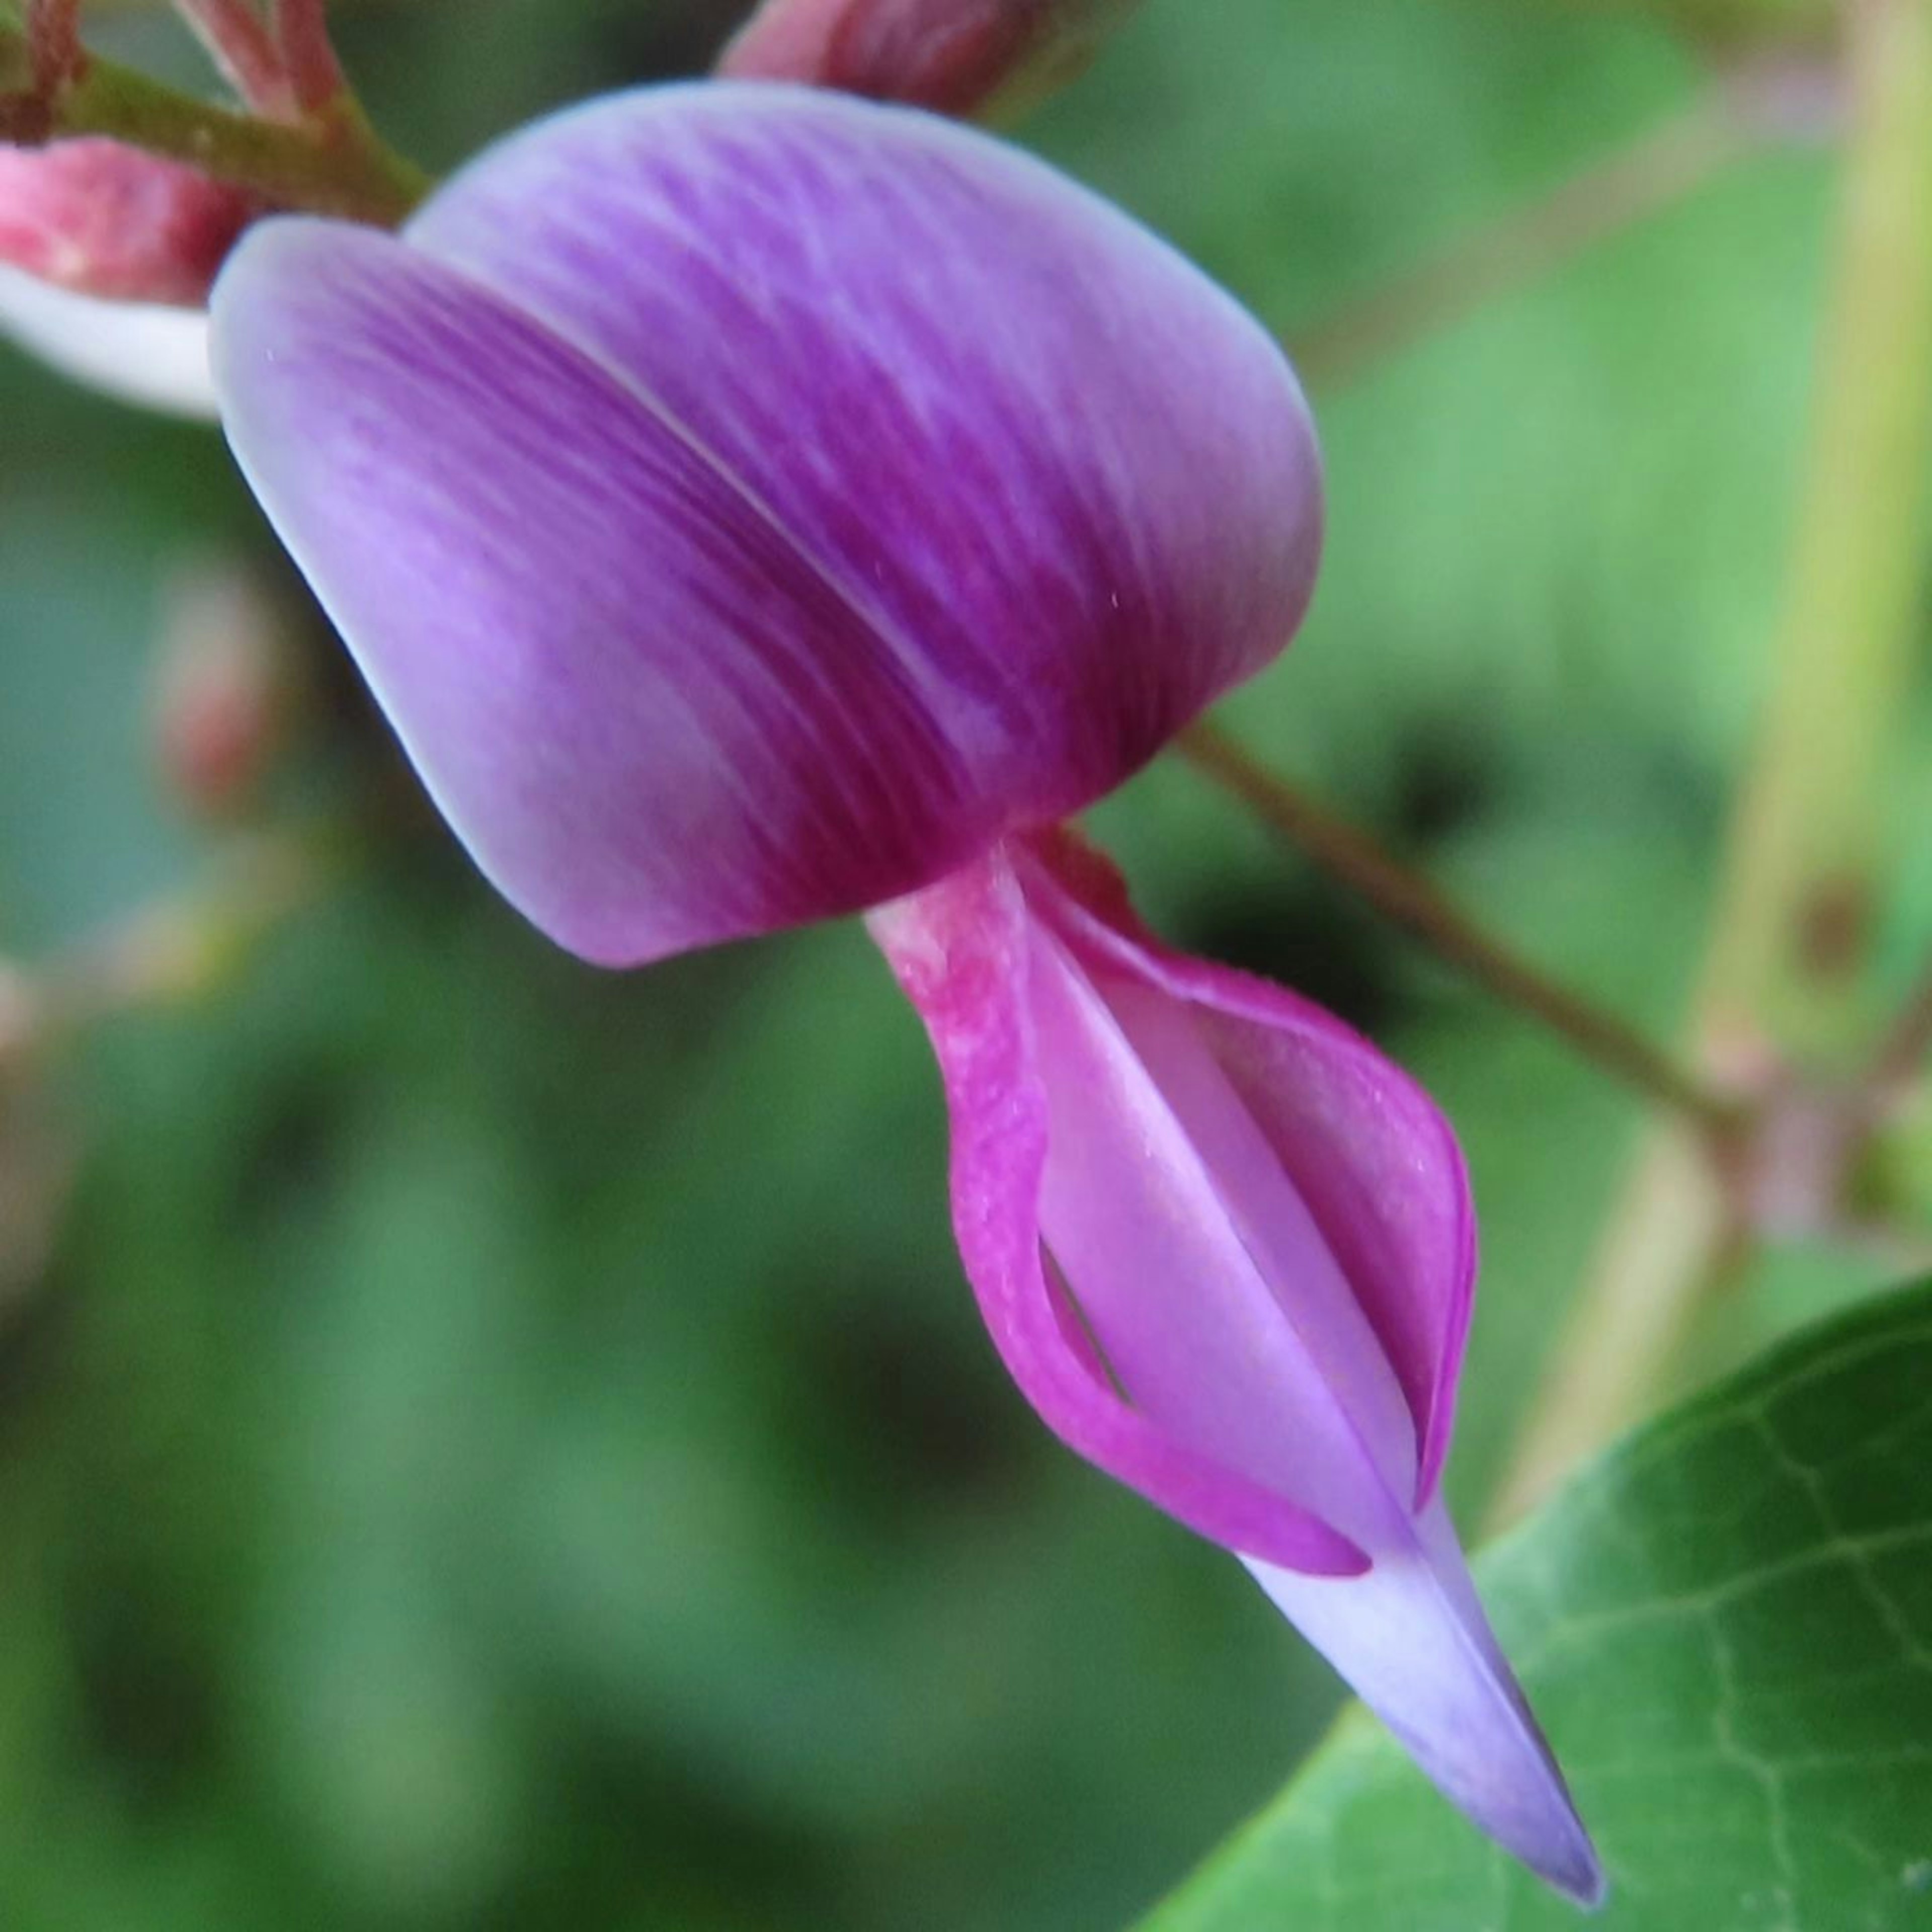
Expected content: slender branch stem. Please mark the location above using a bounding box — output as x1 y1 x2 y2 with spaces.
171 0 296 116
1290 76 1805 391
1867 966 1932 1100
1697 23 1932 1062
1177 720 1747 1137
1489 1124 1735 1526
271 0 343 113
25 0 80 93
1495 0 1932 1523
10 37 427 221
0 829 336 1068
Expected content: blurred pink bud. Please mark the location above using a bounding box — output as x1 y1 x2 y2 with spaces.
0 137 252 304
151 560 302 819
717 0 1133 118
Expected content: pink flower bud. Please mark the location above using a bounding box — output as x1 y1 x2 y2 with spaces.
717 0 1130 119
0 137 252 304
150 559 302 820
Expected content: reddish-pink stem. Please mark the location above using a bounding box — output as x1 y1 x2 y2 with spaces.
272 0 344 112
1867 967 1932 1105
25 0 84 94
171 0 298 117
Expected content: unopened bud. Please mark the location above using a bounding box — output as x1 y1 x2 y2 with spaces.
152 559 304 820
717 0 1136 120
0 137 251 304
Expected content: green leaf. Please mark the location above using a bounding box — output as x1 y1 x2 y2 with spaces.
1143 1281 1932 1929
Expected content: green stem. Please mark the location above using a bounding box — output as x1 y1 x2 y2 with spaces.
1496 0 1932 1524
1 29 426 223
1698 6 1932 1057
1177 722 1747 1139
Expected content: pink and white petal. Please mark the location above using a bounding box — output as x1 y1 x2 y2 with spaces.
212 220 1005 965
1021 831 1475 1506
0 139 250 305
406 83 1322 830
868 851 1368 1577
1246 1499 1604 1906
1 268 218 417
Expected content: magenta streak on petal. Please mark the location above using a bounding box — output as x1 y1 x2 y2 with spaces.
867 851 1368 1576
1023 830 1474 1508
213 85 1322 968
404 83 1322 827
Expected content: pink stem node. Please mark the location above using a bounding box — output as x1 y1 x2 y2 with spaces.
170 0 299 118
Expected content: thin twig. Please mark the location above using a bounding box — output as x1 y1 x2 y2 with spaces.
1866 965 1932 1102
171 0 296 116
24 0 81 93
271 0 343 112
1290 72 1818 392
37 42 427 221
1176 720 1746 1139
0 828 339 1069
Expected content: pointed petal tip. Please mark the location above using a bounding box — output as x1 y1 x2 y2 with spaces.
1386 1704 1602 1913
1488 1782 1602 1909
1531 1825 1607 1912
1561 1848 1610 1914
1246 1500 1604 1908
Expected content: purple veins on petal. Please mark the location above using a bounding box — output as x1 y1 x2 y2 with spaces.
212 220 983 965
209 82 1321 967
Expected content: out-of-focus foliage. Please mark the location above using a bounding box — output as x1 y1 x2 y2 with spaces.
1148 1277 1932 1930
0 1 1916 1927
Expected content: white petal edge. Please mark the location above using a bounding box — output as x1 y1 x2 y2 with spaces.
0 268 218 419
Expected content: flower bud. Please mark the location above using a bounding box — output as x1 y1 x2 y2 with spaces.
716 0 1136 119
0 137 251 304
151 558 303 820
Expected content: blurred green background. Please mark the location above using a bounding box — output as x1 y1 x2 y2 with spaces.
1 1 1915 1925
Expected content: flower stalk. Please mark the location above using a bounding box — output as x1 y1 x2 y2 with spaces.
1289 69 1820 392
172 0 297 117
0 20 425 223
1869 965 1932 1102
1177 719 1748 1141
271 0 347 114
24 0 80 98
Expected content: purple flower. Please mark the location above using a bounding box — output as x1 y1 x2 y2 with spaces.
209 81 1601 1903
